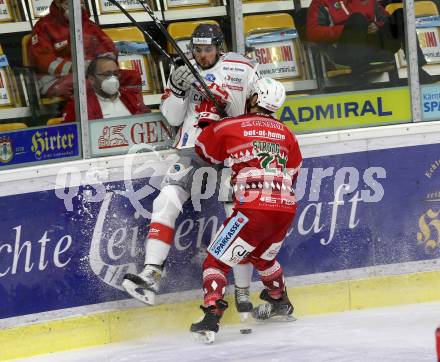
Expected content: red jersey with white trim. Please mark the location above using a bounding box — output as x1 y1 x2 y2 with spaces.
29 3 117 76
195 113 302 213
160 52 260 149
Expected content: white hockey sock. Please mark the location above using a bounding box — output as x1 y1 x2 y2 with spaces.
145 238 171 266
151 184 189 225
143 184 189 266
232 263 253 288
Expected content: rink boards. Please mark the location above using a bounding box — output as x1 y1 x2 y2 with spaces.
1 122 440 360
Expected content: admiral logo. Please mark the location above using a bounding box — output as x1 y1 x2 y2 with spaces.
98 125 129 149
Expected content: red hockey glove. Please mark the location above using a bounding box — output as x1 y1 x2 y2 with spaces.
196 98 222 128
197 83 230 127
208 82 230 108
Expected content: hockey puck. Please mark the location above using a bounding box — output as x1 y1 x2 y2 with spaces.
240 328 252 334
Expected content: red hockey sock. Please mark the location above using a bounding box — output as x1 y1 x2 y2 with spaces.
436 327 440 362
147 222 174 245
203 267 227 308
258 261 285 299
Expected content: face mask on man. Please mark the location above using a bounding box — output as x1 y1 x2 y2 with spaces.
101 75 120 96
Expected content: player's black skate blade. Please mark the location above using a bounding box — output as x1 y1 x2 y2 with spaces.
190 300 228 344
122 273 156 306
235 286 253 313
190 310 220 345
236 302 253 313
252 289 295 321
252 311 297 323
190 330 216 344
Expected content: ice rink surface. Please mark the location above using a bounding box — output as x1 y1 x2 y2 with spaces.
17 302 440 362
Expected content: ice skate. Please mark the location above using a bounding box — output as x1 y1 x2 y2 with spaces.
122 264 162 306
252 289 296 322
235 286 253 322
190 299 228 344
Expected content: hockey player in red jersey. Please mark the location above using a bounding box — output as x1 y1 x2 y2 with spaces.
122 24 259 313
190 78 302 343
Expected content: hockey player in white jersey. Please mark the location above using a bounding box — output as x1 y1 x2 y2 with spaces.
122 24 259 314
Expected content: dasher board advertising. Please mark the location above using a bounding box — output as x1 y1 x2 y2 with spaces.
118 55 151 93
89 113 173 157
98 0 147 13
30 0 51 18
253 40 299 79
0 124 80 167
166 0 211 7
0 66 13 106
0 0 14 22
421 85 440 121
1 142 439 320
277 87 411 133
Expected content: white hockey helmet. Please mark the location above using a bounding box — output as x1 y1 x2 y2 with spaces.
253 77 286 113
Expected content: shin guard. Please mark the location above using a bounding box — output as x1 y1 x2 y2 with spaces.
258 261 285 299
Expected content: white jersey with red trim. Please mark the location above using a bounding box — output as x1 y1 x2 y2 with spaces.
195 113 303 213
160 52 260 149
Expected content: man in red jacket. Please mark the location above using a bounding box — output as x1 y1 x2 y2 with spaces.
29 0 118 98
62 55 149 122
190 78 302 344
306 0 433 81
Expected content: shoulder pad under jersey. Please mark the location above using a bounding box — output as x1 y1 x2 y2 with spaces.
222 52 258 68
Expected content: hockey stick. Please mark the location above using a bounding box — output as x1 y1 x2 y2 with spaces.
136 0 226 114
103 0 172 64
106 0 226 116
